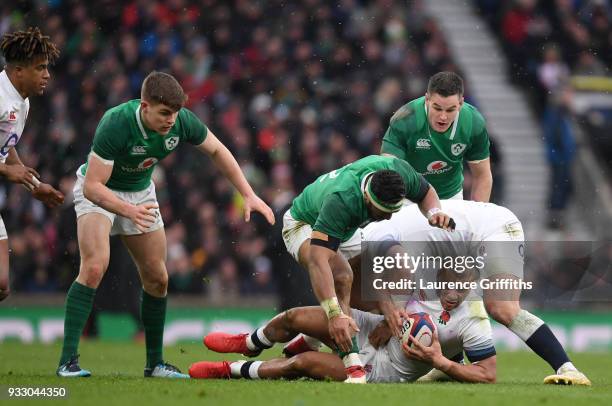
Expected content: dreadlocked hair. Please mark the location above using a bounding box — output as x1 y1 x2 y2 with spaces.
0 27 59 65
370 170 406 205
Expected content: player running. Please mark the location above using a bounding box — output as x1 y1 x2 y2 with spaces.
56 71 274 378
280 155 453 383
349 200 591 386
382 71 492 201
194 266 496 383
0 27 65 301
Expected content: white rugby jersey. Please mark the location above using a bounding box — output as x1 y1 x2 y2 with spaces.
0 70 29 163
384 299 496 382
363 200 521 243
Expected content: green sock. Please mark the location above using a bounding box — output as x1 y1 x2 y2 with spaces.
338 336 360 358
141 290 167 369
59 281 96 366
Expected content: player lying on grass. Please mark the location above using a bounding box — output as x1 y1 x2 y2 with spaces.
193 267 496 383
339 199 590 386
281 155 454 382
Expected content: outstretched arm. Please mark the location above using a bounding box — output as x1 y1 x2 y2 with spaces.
196 130 274 224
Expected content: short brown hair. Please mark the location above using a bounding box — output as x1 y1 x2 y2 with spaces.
1 27 59 65
141 71 187 111
427 71 464 97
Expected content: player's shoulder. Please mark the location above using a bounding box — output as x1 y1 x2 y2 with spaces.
461 101 486 129
389 97 424 126
100 100 137 126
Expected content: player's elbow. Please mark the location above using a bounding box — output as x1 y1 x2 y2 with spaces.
479 358 497 384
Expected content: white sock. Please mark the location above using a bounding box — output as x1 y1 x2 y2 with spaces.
246 327 273 351
507 309 544 341
342 352 363 368
229 360 263 379
557 362 577 374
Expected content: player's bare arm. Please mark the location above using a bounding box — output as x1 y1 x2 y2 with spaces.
308 241 359 353
404 331 496 383
468 158 492 202
196 130 274 225
83 154 157 232
5 147 64 207
418 185 454 230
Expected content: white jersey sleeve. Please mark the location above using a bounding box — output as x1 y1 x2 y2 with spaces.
457 301 496 362
0 71 29 163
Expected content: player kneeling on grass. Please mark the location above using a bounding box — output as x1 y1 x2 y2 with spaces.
193 267 496 383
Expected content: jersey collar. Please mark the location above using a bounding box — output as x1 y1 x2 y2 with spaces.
0 70 27 103
135 104 149 140
424 102 460 140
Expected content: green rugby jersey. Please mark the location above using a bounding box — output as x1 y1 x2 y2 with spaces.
381 96 490 199
290 155 429 242
80 99 208 191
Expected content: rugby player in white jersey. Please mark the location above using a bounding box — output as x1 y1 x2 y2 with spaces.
0 27 65 301
194 266 496 383
347 200 591 386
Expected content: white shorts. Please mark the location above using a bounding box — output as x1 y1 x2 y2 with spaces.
351 309 404 383
73 169 164 236
281 209 357 262
0 215 6 240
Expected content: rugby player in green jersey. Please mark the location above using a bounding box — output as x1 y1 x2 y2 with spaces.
203 155 453 383
56 71 274 378
381 71 493 202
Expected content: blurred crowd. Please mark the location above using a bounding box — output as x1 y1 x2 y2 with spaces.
0 0 463 298
476 0 611 228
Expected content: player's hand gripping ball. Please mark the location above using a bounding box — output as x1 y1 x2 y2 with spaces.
401 312 435 347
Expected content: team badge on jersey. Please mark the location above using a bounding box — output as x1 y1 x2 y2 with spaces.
438 310 451 325
8 111 17 122
165 136 179 150
416 138 431 149
451 143 467 156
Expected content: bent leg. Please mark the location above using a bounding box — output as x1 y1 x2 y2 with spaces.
121 228 168 369
59 213 112 366
484 274 570 371
258 352 346 381
264 306 335 348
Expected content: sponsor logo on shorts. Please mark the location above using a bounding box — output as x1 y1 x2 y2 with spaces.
416 138 431 149
121 157 159 172
423 160 451 175
8 111 17 122
451 143 467 156
165 136 179 150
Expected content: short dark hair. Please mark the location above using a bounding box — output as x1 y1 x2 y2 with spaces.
370 170 406 205
141 71 187 111
0 27 59 65
427 71 464 97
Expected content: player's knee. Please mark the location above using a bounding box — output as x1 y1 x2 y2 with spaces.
289 353 309 373
78 260 107 287
485 301 520 326
144 271 168 295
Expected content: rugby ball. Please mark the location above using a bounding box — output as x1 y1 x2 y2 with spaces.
401 312 435 347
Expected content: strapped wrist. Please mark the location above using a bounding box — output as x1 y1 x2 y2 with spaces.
321 297 343 319
426 207 442 220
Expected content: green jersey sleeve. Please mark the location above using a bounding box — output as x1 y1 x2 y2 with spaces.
465 111 491 162
313 193 357 242
393 159 430 203
381 120 408 160
91 111 129 160
181 108 208 145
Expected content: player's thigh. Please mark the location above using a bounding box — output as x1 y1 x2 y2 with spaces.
77 213 112 266
283 306 335 348
287 351 346 381
121 228 167 279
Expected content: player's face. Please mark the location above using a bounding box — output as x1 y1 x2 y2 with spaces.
437 268 475 311
425 92 463 133
141 101 179 135
15 56 50 96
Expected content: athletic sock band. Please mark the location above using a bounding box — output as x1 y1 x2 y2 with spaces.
247 327 273 351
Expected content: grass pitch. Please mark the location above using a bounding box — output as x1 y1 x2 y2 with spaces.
1 341 610 406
